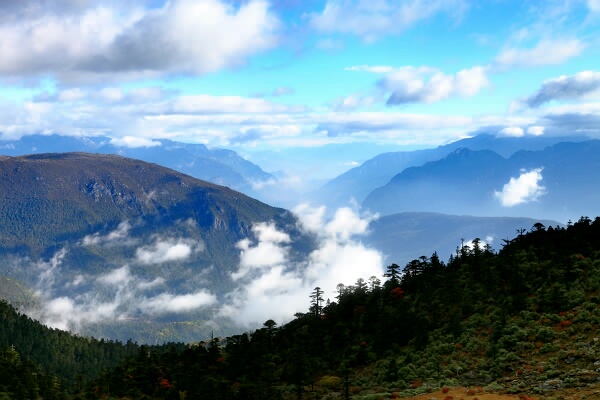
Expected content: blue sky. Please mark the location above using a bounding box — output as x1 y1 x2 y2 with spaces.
1 0 600 181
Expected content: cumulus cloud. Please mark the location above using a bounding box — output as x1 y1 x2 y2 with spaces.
233 222 291 280
0 0 279 82
494 168 546 207
310 0 467 42
495 39 584 67
136 237 203 265
219 205 383 327
381 66 489 105
523 71 600 107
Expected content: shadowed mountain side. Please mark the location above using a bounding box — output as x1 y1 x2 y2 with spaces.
314 134 589 209
362 140 600 222
364 212 562 267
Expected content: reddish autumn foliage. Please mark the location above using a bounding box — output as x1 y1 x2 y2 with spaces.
466 388 476 396
158 378 173 389
442 387 450 393
559 320 573 328
410 378 423 388
444 396 453 400
390 287 405 299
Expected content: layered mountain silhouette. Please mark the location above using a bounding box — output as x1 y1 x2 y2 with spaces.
314 134 590 209
0 134 274 195
362 140 600 222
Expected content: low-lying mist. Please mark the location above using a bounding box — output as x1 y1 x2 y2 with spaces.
16 204 384 342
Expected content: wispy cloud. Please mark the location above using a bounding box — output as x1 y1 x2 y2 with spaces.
29 249 215 331
495 39 584 68
523 71 600 107
494 168 546 207
309 0 467 42
138 291 217 314
135 237 203 265
382 66 489 105
81 221 136 247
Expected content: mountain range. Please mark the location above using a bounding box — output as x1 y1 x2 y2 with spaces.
0 134 274 196
313 133 590 211
1 131 596 344
363 140 600 222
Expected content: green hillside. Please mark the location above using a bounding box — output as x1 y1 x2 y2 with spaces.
2 216 600 399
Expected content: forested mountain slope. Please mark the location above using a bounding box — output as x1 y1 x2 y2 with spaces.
3 216 600 399
0 152 307 343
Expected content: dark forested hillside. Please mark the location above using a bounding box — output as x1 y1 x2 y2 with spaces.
4 216 600 399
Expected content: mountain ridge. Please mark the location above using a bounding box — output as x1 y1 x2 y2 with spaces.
362 140 600 222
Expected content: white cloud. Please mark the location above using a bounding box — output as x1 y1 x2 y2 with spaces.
138 291 217 314
0 0 279 82
527 126 545 136
57 88 86 102
497 126 524 137
588 0 600 12
345 65 395 74
136 238 202 265
137 277 166 290
495 39 584 67
332 94 378 111
233 222 290 280
97 265 133 286
219 205 383 327
494 168 546 207
110 136 162 148
81 221 134 246
28 246 215 331
382 66 489 104
523 71 600 107
310 0 467 42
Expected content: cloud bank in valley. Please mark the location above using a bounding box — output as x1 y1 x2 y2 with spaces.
219 205 384 327
28 206 386 335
